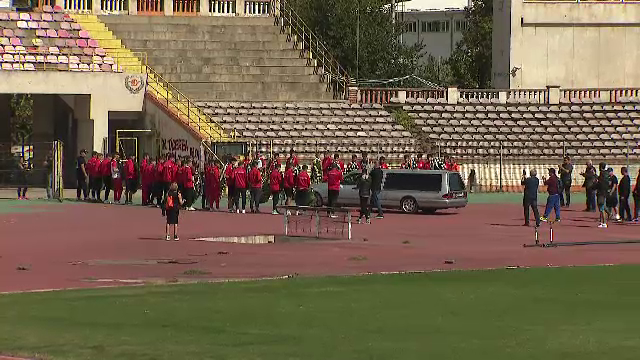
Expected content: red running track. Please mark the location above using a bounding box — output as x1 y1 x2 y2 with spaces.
1 202 640 293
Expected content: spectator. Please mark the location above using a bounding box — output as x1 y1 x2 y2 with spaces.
606 168 619 221
559 156 573 207
369 161 384 219
581 160 597 211
521 169 540 227
327 163 343 218
356 169 372 224
596 162 611 228
619 167 631 222
76 149 88 201
540 168 561 222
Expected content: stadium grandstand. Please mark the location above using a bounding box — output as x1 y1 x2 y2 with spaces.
0 0 638 194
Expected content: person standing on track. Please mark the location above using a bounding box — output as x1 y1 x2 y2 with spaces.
224 159 236 212
559 156 573 207
248 161 263 213
369 161 384 219
541 168 561 223
521 169 540 227
618 167 632 222
596 162 611 228
327 163 343 218
87 151 99 201
183 159 196 211
581 160 597 212
162 182 182 241
295 164 311 207
356 169 372 224
233 159 248 214
270 163 283 215
76 149 88 201
101 153 113 203
124 155 136 205
283 163 295 206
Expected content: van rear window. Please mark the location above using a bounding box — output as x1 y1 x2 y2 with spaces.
448 173 465 191
384 173 442 192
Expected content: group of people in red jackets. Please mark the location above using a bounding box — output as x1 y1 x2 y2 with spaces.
84 151 139 204
138 154 199 211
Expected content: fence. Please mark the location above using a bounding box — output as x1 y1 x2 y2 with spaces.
138 0 164 13
101 0 128 13
0 141 64 201
210 0 236 14
64 0 92 12
279 205 352 240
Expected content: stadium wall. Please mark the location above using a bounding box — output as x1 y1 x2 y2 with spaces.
142 98 203 161
493 0 640 89
0 72 146 153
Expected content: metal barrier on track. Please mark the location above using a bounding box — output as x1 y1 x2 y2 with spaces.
278 205 352 240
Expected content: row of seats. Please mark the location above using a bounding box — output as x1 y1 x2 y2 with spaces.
212 115 393 125
1 53 116 65
2 37 99 48
398 96 640 105
1 45 107 57
0 11 69 23
1 62 119 72
404 104 640 113
205 107 390 117
221 121 404 130
196 101 385 110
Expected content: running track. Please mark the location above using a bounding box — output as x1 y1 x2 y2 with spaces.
1 201 640 293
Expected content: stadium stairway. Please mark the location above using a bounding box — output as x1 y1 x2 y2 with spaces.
96 15 335 102
70 14 229 143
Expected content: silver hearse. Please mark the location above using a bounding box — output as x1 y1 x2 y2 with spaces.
311 169 468 213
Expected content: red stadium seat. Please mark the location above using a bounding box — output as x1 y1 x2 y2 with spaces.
9 12 19 21
83 47 93 55
53 5 63 13
88 39 99 48
71 23 81 30
58 29 70 38
0 13 8 21
65 39 76 47
78 30 90 39
35 29 46 38
42 13 53 22
43 5 54 13
76 39 87 48
46 29 57 38
2 29 13 37
60 22 71 30
10 38 21 46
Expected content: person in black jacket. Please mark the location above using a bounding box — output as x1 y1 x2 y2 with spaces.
369 162 384 218
356 170 372 224
618 167 632 222
521 169 540 227
581 160 597 211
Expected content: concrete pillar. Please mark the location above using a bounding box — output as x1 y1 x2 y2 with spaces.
75 95 93 154
129 0 138 14
498 90 508 104
398 90 407 104
237 0 245 15
547 85 560 105
199 0 209 15
348 86 358 104
0 94 11 145
164 0 174 16
92 0 101 14
447 86 459 105
90 97 109 153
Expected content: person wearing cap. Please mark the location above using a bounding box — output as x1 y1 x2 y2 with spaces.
540 168 561 222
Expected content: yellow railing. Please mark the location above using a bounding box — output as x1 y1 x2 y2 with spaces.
70 13 230 142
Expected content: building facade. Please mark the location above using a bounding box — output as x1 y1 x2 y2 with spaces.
400 8 467 61
492 0 640 89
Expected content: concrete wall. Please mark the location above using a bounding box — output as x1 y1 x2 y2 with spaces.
0 72 146 152
142 98 203 161
400 10 466 60
493 0 640 89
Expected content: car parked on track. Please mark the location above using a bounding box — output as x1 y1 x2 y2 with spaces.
311 169 468 213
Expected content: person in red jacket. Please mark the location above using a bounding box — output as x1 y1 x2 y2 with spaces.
154 156 165 207
143 159 155 206
286 149 299 170
233 159 248 213
175 159 185 194
124 155 136 205
327 163 343 217
248 161 263 213
333 154 345 173
295 164 311 207
283 163 295 206
379 156 389 170
206 160 222 211
162 155 176 198
87 151 98 201
270 164 283 214
322 151 332 181
112 153 123 204
183 159 196 211
224 159 235 212
101 153 113 203
417 154 427 170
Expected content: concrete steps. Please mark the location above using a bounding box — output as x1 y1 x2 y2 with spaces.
152 64 315 76
100 15 335 102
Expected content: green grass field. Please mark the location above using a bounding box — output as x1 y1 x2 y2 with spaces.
1 266 640 360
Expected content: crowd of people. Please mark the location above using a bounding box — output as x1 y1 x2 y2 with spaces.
521 156 640 228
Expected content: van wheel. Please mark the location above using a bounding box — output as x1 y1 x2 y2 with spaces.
313 192 323 207
401 197 418 214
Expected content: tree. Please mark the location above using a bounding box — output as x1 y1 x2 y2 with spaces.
288 0 427 83
447 0 492 88
10 94 33 145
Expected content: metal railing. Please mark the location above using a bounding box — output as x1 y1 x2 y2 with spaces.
64 0 93 12
145 66 228 141
210 0 235 14
245 0 271 15
138 0 164 14
101 0 128 13
271 0 349 100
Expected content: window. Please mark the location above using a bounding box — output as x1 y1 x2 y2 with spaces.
425 20 450 33
405 21 417 33
384 173 443 192
448 173 466 191
454 19 468 32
